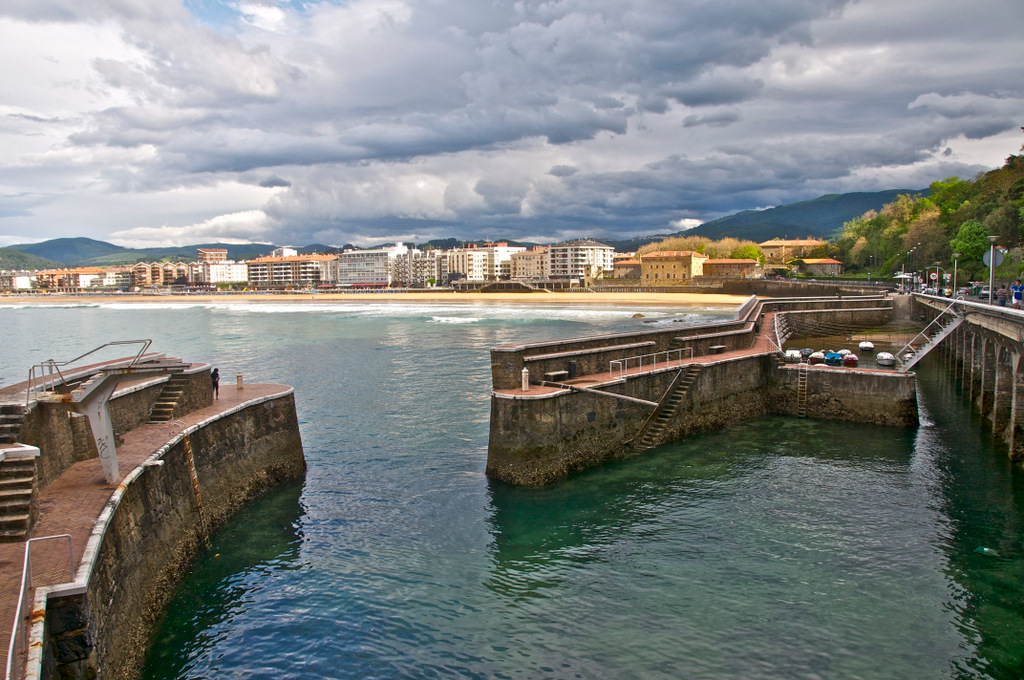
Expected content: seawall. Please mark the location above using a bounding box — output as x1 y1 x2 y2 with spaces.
487 295 917 486
488 354 916 485
26 386 305 680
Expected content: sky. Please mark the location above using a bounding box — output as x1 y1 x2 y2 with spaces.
0 0 1022 249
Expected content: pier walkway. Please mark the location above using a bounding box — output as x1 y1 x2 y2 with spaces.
0 377 291 679
493 308 901 400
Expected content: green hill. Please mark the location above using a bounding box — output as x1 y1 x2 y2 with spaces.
0 248 59 270
687 190 926 242
7 237 126 266
4 240 276 267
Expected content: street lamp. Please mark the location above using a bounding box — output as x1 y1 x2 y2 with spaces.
952 252 961 297
988 235 999 304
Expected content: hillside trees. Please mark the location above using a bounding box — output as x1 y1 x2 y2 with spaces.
838 148 1024 280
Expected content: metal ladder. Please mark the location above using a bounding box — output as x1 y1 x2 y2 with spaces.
797 364 809 418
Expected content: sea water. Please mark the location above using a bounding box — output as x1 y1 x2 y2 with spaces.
2 299 1023 679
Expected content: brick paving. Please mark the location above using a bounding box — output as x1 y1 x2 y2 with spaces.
0 380 290 676
494 310 902 399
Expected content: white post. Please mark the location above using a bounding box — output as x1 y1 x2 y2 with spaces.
236 373 243 389
521 368 529 392
988 236 998 305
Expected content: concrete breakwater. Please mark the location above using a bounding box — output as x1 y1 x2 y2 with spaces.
487 295 918 486
0 357 305 680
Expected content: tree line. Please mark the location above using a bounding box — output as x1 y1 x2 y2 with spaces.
838 148 1024 284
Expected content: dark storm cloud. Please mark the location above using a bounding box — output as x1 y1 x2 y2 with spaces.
0 0 1022 247
258 175 291 188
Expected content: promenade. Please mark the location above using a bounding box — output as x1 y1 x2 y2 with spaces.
0 378 291 678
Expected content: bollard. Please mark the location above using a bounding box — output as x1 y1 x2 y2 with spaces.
236 373 243 390
521 368 529 392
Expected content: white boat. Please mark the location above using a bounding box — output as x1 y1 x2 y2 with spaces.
808 351 825 365
784 349 802 363
858 341 875 352
838 348 851 356
876 351 896 367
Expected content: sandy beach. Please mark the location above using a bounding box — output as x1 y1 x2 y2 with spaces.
2 290 750 307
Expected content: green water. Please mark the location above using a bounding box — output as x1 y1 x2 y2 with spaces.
2 300 1022 678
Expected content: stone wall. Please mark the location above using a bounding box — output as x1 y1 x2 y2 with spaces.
42 391 305 680
488 354 917 486
770 365 918 425
21 367 215 491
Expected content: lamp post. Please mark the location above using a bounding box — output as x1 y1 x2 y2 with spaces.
952 252 961 297
988 235 999 304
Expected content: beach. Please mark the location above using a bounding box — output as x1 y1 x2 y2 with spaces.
1 290 749 306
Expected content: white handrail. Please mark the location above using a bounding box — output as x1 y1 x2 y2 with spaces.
5 534 74 680
26 340 152 405
610 348 692 378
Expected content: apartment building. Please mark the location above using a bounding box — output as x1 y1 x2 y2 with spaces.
394 248 450 286
509 246 549 280
336 243 408 287
548 239 615 281
36 267 133 290
132 262 190 287
247 254 338 287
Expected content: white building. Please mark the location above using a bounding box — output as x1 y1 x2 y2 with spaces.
394 248 450 286
191 261 249 285
0 271 34 291
336 243 409 287
447 249 490 282
547 239 615 281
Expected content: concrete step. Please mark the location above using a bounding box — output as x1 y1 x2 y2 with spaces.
0 476 35 491
0 513 30 531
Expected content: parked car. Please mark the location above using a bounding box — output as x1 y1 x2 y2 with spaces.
978 285 991 300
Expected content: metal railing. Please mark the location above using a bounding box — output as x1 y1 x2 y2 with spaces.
26 340 152 405
610 348 692 378
5 534 74 680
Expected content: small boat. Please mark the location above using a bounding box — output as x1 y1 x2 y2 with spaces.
876 351 896 367
784 349 802 363
838 348 851 356
800 347 814 358
858 341 875 352
808 351 825 365
824 351 843 366
842 353 859 367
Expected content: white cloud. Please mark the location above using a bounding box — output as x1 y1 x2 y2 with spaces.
0 0 1021 248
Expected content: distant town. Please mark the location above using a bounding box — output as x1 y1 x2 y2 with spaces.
0 237 840 293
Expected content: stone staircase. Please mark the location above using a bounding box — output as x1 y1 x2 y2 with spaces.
0 457 36 542
629 364 704 453
0 404 27 444
149 372 190 422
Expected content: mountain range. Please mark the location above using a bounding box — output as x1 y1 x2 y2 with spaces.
1 188 923 268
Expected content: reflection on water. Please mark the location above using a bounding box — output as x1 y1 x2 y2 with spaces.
143 479 307 678
6 304 1024 678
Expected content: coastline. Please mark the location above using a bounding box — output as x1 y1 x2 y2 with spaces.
0 291 750 306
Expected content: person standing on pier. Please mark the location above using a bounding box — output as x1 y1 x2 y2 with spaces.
211 368 220 399
1012 280 1023 309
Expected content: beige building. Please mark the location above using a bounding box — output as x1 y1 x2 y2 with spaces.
640 251 708 284
510 246 549 280
247 254 338 287
701 258 761 278
611 258 641 278
794 258 843 277
759 238 827 264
